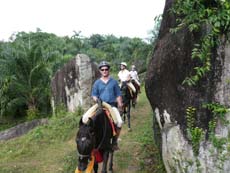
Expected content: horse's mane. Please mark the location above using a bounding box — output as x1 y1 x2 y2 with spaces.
93 109 113 150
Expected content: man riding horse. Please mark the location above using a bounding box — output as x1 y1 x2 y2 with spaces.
91 61 123 151
130 65 141 93
118 62 136 95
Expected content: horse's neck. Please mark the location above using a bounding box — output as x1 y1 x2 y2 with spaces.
93 112 113 149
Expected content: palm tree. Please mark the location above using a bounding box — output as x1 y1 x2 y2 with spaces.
0 31 65 118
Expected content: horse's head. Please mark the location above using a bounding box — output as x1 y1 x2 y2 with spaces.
76 118 95 171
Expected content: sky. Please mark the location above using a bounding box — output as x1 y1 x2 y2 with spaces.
0 0 165 41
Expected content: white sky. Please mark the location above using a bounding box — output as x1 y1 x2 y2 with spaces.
0 0 165 41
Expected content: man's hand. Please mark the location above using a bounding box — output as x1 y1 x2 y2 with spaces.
118 103 123 112
92 96 98 103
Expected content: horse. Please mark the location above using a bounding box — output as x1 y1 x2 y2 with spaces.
76 101 114 173
120 81 133 130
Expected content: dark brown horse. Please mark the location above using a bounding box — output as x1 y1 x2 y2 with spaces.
120 81 133 130
76 101 114 173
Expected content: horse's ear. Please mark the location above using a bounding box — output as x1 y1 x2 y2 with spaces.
79 117 84 127
87 118 94 128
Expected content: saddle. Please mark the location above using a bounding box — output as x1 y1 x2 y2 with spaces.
126 82 136 94
82 101 117 136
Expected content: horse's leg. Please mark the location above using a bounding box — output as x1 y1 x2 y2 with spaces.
122 108 126 123
101 151 109 173
93 161 98 173
127 103 131 130
133 90 139 107
109 151 114 172
132 96 136 108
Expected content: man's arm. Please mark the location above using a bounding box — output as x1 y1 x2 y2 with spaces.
136 71 140 81
91 80 99 102
126 70 131 81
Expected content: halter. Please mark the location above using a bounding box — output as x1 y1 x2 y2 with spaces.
77 109 107 158
77 124 95 160
78 153 91 159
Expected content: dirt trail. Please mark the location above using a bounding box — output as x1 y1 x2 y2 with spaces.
98 93 156 173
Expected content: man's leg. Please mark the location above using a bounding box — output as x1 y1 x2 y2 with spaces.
111 107 123 150
112 126 121 150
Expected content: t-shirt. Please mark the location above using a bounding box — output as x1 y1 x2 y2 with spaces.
118 69 130 82
130 70 139 81
91 77 121 106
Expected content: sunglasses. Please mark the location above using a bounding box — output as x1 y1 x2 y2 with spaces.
100 68 109 71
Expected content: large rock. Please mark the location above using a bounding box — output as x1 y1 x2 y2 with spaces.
0 119 48 141
145 0 230 172
51 54 100 113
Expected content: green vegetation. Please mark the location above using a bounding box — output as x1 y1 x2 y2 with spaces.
186 107 204 156
0 109 81 173
185 103 230 171
203 103 229 150
0 28 159 125
186 103 230 154
171 0 230 86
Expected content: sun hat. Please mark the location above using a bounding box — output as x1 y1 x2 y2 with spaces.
120 62 127 67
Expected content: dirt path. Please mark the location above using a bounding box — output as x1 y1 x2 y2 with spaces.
98 92 158 173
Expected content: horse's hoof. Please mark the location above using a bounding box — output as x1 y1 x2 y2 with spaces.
128 128 132 132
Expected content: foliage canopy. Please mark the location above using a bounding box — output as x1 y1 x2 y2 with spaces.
0 30 156 119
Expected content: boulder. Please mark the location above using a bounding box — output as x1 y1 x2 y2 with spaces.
51 54 100 113
145 0 230 172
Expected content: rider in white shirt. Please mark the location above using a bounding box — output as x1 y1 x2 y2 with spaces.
130 65 141 93
118 62 136 93
130 65 140 86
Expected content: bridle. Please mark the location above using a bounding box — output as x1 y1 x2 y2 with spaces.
77 126 95 160
78 153 91 159
77 109 108 160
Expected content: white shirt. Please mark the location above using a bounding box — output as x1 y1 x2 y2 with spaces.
118 69 130 82
130 70 139 81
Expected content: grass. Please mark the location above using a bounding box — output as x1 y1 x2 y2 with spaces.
0 87 165 173
0 113 80 173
